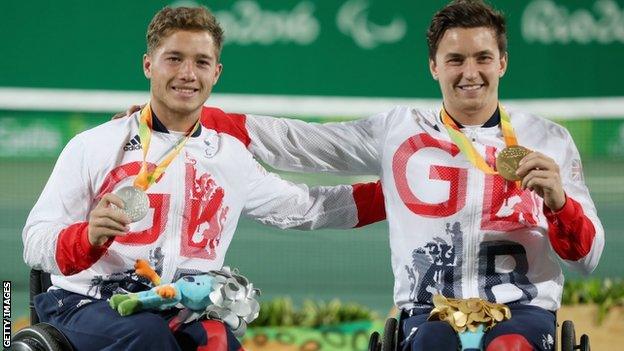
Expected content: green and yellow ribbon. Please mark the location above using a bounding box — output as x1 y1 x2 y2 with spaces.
440 103 518 175
133 103 200 191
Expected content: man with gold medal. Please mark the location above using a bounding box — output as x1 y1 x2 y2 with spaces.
21 6 382 351
221 1 605 350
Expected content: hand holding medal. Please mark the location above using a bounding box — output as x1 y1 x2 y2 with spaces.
515 151 567 211
89 104 199 246
442 104 566 211
441 104 527 182
88 193 131 246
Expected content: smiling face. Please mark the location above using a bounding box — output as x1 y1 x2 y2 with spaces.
143 29 222 125
429 27 507 124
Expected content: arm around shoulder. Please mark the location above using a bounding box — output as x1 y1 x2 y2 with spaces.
242 158 384 230
244 111 389 175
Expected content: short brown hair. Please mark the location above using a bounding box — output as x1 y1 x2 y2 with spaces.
147 6 224 59
427 0 507 60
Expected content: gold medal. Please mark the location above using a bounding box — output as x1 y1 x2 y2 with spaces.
495 145 531 181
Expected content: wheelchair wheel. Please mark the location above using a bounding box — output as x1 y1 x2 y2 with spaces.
368 331 380 351
381 317 398 351
10 323 73 351
579 334 590 351
561 320 575 351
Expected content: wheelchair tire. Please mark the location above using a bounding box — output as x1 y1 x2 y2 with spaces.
10 323 72 351
561 320 575 351
579 334 590 351
368 331 380 351
381 317 398 351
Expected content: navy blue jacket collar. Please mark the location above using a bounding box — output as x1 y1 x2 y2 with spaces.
447 106 500 129
151 110 202 137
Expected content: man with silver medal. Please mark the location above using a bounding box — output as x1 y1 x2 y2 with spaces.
22 6 381 351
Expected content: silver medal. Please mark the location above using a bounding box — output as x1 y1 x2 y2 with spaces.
113 186 149 222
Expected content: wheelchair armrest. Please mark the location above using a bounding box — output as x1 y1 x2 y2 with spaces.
29 269 53 324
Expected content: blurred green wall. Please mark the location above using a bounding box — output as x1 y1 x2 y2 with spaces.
1 0 623 98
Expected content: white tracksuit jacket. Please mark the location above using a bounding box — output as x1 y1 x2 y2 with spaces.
245 105 605 311
22 107 367 298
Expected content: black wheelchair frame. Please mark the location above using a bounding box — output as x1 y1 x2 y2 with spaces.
9 269 74 351
368 311 591 351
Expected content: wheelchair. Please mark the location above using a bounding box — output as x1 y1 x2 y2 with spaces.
9 269 74 351
368 311 591 351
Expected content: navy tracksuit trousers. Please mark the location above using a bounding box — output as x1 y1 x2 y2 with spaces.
34 289 243 351
401 304 556 351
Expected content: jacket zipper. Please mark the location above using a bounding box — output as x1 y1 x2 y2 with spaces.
162 152 182 283
465 151 484 298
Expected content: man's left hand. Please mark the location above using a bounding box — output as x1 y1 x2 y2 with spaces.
516 151 566 211
111 104 143 120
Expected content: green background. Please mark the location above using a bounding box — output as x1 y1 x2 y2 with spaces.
1 0 623 98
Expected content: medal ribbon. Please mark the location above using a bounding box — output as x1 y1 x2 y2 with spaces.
440 103 518 175
133 104 200 191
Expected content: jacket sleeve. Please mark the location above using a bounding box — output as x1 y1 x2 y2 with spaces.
242 159 385 230
22 135 108 275
544 130 604 275
245 110 389 175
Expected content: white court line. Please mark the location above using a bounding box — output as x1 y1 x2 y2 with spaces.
0 87 623 119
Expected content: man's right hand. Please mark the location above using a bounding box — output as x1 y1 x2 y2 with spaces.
111 104 143 120
88 193 131 246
